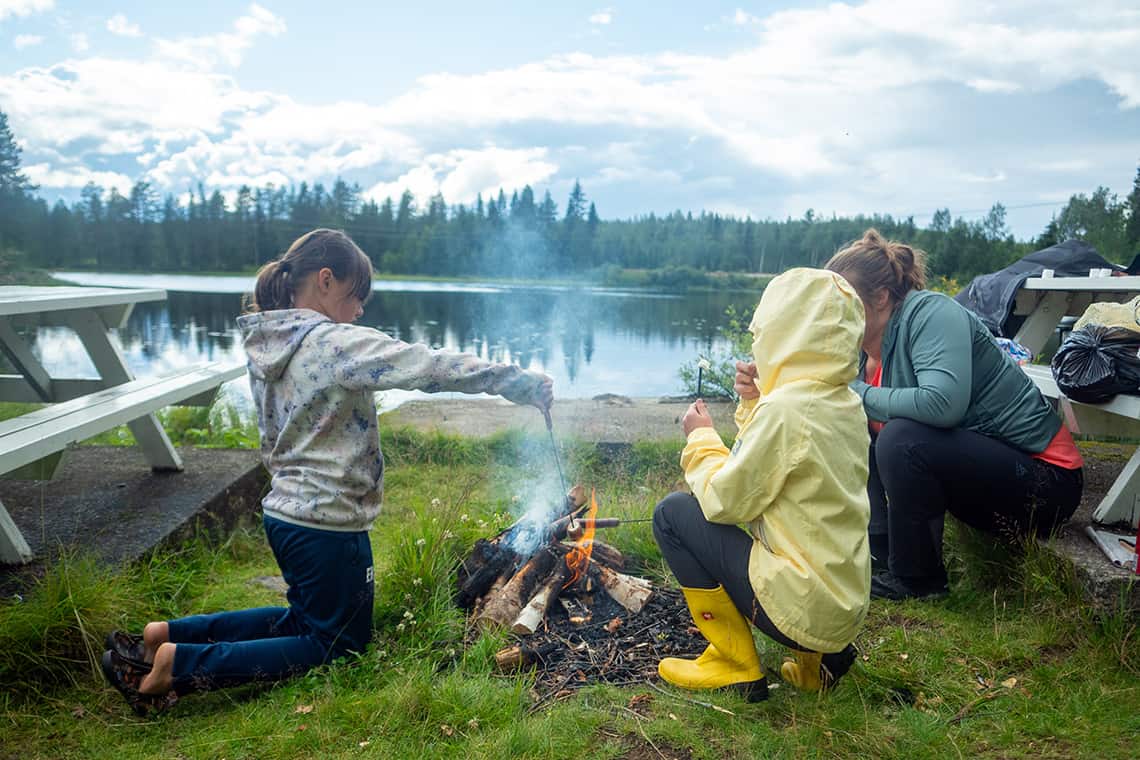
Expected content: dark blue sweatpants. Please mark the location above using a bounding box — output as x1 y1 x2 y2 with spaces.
167 515 374 694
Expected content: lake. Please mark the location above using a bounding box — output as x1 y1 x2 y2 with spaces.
31 273 757 410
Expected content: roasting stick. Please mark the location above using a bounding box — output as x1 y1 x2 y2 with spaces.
543 408 572 529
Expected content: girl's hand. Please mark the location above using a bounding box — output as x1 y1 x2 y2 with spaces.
734 361 760 400
682 399 715 437
533 375 554 413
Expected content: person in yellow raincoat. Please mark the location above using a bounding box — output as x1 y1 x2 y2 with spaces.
652 267 871 700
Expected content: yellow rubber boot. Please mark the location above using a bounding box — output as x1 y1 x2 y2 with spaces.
781 644 857 693
781 650 823 692
658 586 767 702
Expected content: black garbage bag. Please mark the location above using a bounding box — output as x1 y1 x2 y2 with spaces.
1050 325 1140 403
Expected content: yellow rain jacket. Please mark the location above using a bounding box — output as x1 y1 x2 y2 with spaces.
681 268 871 652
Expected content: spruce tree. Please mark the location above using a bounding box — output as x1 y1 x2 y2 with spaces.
1125 164 1140 255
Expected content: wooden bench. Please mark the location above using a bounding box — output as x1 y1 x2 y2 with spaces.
0 360 245 563
1022 363 1140 528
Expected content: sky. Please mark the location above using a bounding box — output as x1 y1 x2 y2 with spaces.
1 0 1139 239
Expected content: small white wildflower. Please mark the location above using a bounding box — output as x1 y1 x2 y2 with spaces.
404 593 413 602
396 622 406 632
377 650 387 659
447 648 457 658
412 577 423 587
511 496 520 504
442 530 454 540
416 538 426 547
403 610 415 620
431 498 442 508
459 513 469 522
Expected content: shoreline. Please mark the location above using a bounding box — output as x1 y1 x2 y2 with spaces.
380 395 737 442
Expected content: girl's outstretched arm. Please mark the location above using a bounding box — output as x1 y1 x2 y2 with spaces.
328 324 551 408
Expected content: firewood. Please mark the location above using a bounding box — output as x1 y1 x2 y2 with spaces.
511 562 570 634
471 572 509 619
588 540 625 570
477 547 558 630
595 563 653 614
455 539 518 610
567 485 587 509
493 642 558 672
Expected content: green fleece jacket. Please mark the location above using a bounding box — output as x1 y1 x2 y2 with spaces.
852 289 1061 453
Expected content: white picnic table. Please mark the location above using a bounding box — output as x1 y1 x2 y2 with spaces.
1012 275 1140 357
1013 275 1140 529
0 286 244 563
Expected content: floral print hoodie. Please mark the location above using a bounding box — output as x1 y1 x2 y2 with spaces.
237 308 548 532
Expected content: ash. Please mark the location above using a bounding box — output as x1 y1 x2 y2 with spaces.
507 587 707 701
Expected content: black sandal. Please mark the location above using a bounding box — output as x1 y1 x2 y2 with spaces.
101 649 177 717
105 630 149 669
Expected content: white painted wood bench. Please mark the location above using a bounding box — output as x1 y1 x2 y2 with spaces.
0 361 245 565
1013 275 1140 356
1022 363 1140 529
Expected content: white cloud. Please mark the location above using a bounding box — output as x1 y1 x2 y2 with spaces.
0 0 52 23
155 2 284 69
588 9 612 25
106 13 142 38
1034 160 1093 172
732 9 759 25
13 33 42 48
24 163 132 191
367 147 558 206
69 33 88 52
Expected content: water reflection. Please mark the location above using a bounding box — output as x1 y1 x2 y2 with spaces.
9 275 756 404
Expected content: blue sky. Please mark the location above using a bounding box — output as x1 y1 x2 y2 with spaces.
2 0 1139 238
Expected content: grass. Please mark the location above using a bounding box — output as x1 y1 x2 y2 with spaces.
1 427 1139 759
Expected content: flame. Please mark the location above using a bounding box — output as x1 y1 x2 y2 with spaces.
563 488 598 588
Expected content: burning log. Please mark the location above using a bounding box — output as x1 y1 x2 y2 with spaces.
461 484 657 663
589 540 625 570
477 546 559 630
455 535 518 610
511 562 570 634
456 487 586 610
594 563 653 614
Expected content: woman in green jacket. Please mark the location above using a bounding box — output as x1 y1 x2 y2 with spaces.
825 230 1083 600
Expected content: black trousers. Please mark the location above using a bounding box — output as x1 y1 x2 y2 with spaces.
652 491 805 651
869 419 1083 584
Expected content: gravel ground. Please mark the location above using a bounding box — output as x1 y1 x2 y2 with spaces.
380 396 737 442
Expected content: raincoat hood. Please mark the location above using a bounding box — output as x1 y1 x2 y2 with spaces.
236 309 331 382
749 268 865 395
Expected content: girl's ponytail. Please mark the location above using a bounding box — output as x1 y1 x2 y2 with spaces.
250 259 293 312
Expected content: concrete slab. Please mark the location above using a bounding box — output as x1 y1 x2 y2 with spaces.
0 446 266 589
1043 441 1139 614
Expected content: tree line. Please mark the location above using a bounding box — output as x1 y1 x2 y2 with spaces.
2 110 1138 283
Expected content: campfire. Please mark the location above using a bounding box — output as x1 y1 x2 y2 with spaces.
456 486 708 700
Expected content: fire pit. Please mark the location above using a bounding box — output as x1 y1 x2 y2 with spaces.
456 487 708 701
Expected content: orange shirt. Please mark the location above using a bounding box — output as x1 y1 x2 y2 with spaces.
867 363 884 435
1032 424 1084 470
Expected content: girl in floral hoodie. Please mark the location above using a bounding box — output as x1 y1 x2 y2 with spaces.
102 229 553 715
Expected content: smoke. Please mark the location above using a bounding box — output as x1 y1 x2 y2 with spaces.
498 437 571 558
502 474 566 557
484 217 549 281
